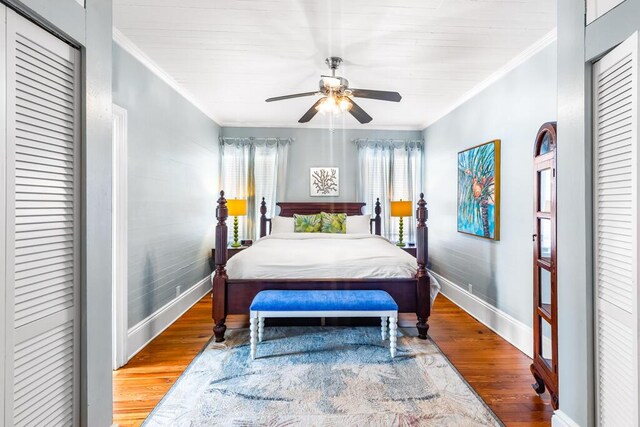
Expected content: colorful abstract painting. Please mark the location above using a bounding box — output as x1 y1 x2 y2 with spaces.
457 140 501 240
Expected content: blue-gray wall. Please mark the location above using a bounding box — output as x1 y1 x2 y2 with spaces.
423 42 557 327
113 43 220 328
220 127 423 202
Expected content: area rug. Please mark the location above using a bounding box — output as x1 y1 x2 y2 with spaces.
143 327 503 426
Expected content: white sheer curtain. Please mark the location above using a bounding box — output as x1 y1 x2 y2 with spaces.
220 137 291 240
356 139 424 242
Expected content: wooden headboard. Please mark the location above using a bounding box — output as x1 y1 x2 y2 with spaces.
259 199 382 237
275 202 366 217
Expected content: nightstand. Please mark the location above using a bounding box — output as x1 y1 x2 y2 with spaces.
211 245 249 261
399 245 416 256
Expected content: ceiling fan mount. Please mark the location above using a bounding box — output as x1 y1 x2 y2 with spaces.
265 57 402 124
325 56 343 73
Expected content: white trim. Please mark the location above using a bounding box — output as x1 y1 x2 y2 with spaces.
551 410 581 427
112 104 128 370
112 27 222 126
431 271 534 357
126 275 211 360
422 28 558 128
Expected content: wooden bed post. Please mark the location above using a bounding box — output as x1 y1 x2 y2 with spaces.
374 197 382 236
213 191 229 342
415 193 430 339
259 197 269 238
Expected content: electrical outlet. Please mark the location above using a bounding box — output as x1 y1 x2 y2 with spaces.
176 286 181 298
468 283 473 293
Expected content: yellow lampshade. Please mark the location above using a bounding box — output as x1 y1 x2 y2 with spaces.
227 199 247 216
390 200 412 217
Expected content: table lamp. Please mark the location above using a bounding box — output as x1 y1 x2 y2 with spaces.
227 199 247 248
390 200 412 247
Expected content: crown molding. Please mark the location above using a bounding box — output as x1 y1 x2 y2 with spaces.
422 28 558 129
112 27 223 126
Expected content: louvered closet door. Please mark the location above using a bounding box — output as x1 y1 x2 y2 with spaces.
593 32 639 426
3 9 81 427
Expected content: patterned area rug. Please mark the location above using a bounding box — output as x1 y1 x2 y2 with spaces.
144 327 503 426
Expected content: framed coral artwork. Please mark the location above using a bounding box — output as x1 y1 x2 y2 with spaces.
457 140 501 240
310 167 339 197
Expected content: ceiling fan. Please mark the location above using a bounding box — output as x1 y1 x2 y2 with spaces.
265 57 402 124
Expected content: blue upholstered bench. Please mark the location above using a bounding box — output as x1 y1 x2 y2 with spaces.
249 290 399 359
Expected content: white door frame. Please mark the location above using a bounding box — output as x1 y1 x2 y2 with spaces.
112 104 128 370
0 4 6 421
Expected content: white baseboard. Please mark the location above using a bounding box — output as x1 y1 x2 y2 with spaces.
552 410 581 427
127 275 211 360
430 271 534 357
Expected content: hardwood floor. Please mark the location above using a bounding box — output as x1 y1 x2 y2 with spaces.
113 294 553 426
112 295 214 427
429 297 553 426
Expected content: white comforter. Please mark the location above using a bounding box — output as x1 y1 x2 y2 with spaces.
226 233 441 303
227 233 417 279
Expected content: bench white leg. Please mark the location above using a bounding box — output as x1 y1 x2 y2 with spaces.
258 317 264 342
250 317 257 360
381 317 388 340
389 316 397 358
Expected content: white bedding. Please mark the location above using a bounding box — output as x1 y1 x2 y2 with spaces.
226 233 441 302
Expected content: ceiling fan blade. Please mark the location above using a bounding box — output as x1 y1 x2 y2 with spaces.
266 91 318 102
348 98 373 124
298 97 325 123
350 89 402 102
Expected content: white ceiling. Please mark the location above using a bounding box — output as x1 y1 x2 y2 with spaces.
113 0 556 130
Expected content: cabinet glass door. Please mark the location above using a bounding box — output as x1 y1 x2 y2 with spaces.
531 123 558 409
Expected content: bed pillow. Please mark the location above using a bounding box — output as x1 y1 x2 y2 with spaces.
346 214 371 234
320 212 347 233
293 213 322 232
270 216 294 234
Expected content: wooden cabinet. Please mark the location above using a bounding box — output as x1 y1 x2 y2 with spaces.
531 122 558 409
400 246 416 257
211 245 249 261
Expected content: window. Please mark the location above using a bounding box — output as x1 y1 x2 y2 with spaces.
220 137 290 241
356 139 424 242
252 146 277 237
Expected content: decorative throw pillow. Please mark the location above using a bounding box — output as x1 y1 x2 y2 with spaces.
320 212 347 233
294 213 322 232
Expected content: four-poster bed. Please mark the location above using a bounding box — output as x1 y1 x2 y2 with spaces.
212 191 431 342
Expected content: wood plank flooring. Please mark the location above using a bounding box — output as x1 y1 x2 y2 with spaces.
113 294 553 426
428 297 553 426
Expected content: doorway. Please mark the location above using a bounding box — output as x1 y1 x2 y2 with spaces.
112 104 128 369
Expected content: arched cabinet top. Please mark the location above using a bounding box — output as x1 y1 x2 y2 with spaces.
534 121 557 157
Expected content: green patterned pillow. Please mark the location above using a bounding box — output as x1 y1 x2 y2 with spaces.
320 212 347 233
293 213 322 232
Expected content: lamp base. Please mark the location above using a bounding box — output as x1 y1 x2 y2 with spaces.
231 215 242 248
396 242 406 247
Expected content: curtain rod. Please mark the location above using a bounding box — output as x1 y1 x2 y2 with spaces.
352 138 424 144
219 137 294 143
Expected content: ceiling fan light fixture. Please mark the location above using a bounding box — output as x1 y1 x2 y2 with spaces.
339 97 353 112
322 76 342 89
318 96 339 114
270 57 401 124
